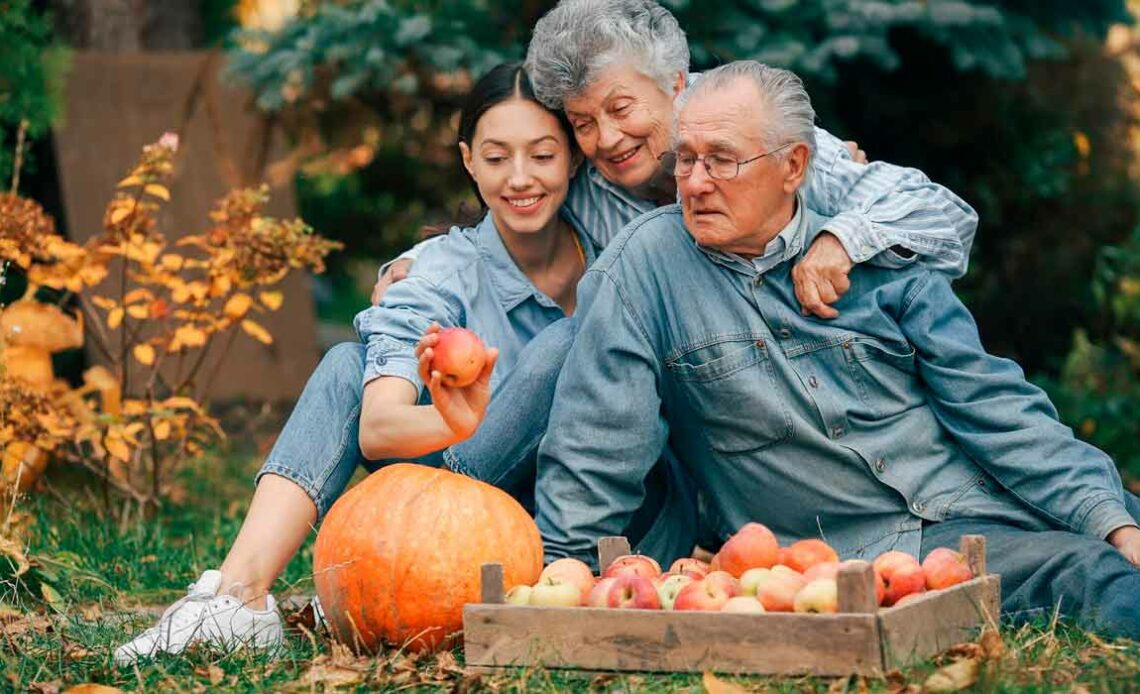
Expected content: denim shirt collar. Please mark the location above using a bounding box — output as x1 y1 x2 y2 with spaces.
698 193 807 276
585 163 659 215
476 208 597 313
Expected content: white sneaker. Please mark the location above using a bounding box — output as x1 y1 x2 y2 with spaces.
113 570 284 665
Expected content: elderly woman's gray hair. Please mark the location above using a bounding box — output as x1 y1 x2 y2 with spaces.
677 61 817 161
525 0 690 109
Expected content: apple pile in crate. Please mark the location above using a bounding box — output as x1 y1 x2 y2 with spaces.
511 522 973 613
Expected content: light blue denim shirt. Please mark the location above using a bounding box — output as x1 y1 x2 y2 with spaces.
535 201 1134 564
354 210 598 397
392 124 978 278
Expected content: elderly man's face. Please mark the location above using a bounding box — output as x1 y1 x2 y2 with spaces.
676 78 808 257
563 63 681 193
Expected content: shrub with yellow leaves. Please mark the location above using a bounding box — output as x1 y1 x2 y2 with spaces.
0 132 341 513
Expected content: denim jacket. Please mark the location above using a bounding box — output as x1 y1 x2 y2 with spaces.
354 210 597 397
535 202 1133 564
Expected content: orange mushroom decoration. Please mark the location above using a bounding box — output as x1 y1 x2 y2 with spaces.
0 299 84 388
313 463 544 653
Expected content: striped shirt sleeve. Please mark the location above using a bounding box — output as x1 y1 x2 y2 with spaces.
804 126 978 279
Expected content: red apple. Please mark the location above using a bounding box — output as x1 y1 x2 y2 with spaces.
668 557 711 579
783 539 840 573
741 566 806 612
714 522 780 577
721 596 767 613
430 327 487 387
873 551 926 606
803 561 840 582
793 579 839 614
673 576 736 612
655 574 694 610
540 557 596 605
891 592 925 608
605 575 661 609
922 548 974 590
528 576 581 607
586 577 619 607
602 554 662 580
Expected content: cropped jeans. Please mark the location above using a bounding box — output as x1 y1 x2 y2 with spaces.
256 317 697 566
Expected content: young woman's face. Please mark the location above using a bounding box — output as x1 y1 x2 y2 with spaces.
461 98 576 235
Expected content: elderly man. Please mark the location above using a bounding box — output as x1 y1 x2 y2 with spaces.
535 61 1140 638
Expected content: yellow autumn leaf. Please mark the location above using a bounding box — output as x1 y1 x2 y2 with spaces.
259 291 284 311
117 175 144 188
133 344 156 366
144 184 171 201
160 253 184 271
241 319 274 345
152 419 172 441
123 288 154 304
91 296 117 310
105 434 131 462
109 206 132 225
174 325 208 349
126 304 149 319
160 396 201 412
107 307 124 329
223 293 254 319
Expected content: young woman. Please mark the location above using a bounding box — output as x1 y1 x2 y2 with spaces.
111 61 690 665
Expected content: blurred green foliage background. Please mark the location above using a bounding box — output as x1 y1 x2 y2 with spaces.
4 0 1140 479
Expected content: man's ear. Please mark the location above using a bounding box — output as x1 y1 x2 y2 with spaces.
459 141 476 180
782 142 811 194
671 71 686 100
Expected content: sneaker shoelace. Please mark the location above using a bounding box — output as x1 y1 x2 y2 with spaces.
137 579 217 650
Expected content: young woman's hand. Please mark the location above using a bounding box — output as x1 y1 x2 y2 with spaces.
1108 524 1140 567
416 323 499 441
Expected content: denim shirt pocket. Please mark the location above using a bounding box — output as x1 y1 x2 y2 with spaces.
665 334 793 455
846 337 923 419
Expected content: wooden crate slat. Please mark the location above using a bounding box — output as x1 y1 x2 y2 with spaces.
463 606 884 676
877 575 1001 670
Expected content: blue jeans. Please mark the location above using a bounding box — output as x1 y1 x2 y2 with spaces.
921 491 1140 640
257 317 696 566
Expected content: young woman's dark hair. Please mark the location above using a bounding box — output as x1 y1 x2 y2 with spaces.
421 61 577 237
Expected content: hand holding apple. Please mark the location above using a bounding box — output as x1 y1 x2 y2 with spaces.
416 323 499 440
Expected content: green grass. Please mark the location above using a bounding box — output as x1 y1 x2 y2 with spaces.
2 431 1139 692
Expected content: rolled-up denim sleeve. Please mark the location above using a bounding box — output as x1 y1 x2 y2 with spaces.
804 126 978 279
900 273 1134 539
535 270 668 565
377 235 446 278
352 274 462 397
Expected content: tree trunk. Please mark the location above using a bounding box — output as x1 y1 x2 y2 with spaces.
48 0 202 51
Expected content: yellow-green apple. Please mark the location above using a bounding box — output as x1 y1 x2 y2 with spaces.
603 554 662 580
669 557 711 579
714 522 780 577
741 567 806 612
872 551 926 606
540 557 596 604
430 327 487 387
675 574 739 611
655 573 694 610
505 584 533 606
721 596 767 613
783 539 840 573
605 575 661 609
793 579 839 614
921 548 973 590
528 576 581 607
586 577 618 607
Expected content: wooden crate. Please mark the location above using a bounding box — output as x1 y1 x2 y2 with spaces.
463 535 1000 677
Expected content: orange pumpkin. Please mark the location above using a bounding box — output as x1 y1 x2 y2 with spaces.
313 463 543 653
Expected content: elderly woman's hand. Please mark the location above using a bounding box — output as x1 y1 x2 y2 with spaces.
372 259 414 305
844 140 868 164
791 232 852 319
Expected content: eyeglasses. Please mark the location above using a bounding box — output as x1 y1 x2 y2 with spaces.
658 144 791 180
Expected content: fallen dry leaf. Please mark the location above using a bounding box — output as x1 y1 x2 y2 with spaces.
294 662 364 690
193 665 224 686
63 686 125 694
703 671 750 694
923 658 980 692
980 628 1005 660
28 682 61 694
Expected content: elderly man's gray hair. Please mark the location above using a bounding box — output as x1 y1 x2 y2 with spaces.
677 61 817 161
525 0 690 109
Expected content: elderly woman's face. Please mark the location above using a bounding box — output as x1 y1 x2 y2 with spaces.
563 64 680 192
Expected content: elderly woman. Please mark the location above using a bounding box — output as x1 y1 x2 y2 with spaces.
381 0 977 316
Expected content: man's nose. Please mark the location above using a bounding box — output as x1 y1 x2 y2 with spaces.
685 157 717 193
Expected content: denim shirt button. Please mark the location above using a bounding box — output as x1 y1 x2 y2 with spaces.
875 458 886 472
779 328 792 339
808 375 819 388
755 339 765 348
831 425 844 439
753 275 764 286
913 500 925 513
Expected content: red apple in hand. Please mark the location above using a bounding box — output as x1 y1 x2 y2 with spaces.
714 522 780 577
603 554 662 580
540 558 596 605
922 548 973 590
431 327 487 387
